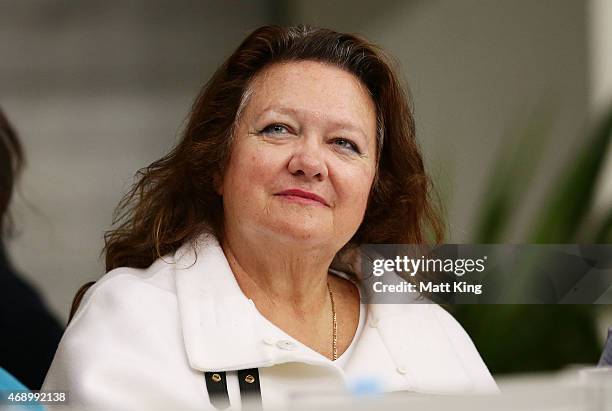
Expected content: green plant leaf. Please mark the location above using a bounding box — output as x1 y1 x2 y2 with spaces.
529 104 612 243
473 100 557 242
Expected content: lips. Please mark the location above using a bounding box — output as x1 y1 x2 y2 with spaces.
275 189 329 206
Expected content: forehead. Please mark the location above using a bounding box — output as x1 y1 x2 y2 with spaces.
243 61 377 135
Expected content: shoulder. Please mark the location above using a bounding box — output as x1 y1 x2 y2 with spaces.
54 256 181 361
50 255 180 363
372 302 498 393
426 304 499 393
42 257 186 406
69 256 176 325
429 304 498 392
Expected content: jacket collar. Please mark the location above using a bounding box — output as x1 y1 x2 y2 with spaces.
173 234 346 373
172 234 474 393
173 234 266 371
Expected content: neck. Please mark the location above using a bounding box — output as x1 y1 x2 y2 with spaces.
221 229 336 319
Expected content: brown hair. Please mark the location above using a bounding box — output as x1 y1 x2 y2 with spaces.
104 25 444 273
0 107 24 239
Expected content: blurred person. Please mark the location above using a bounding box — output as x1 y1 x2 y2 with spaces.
0 107 64 390
42 25 496 410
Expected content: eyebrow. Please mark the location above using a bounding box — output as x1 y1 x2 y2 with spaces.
257 106 370 140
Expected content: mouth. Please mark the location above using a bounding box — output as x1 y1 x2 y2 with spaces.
274 189 329 207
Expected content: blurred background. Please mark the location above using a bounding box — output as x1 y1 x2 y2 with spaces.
1 0 611 383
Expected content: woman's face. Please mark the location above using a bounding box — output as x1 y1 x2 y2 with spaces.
220 60 377 250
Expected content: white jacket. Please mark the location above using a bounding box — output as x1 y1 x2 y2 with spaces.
42 235 497 410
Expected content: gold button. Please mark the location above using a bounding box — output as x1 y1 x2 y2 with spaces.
244 374 255 384
211 373 222 383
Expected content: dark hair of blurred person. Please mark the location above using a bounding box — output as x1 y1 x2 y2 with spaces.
0 107 64 389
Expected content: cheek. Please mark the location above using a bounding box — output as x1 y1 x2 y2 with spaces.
335 166 375 215
224 143 281 204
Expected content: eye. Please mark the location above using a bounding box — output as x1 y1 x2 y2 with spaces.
260 123 290 135
331 138 361 154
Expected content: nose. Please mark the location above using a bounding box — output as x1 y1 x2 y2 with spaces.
287 138 328 181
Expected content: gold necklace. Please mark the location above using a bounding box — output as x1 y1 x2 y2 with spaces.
327 281 338 360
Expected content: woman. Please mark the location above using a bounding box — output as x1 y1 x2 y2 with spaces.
43 25 496 410
0 107 64 390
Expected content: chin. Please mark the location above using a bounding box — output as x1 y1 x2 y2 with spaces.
266 222 331 245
